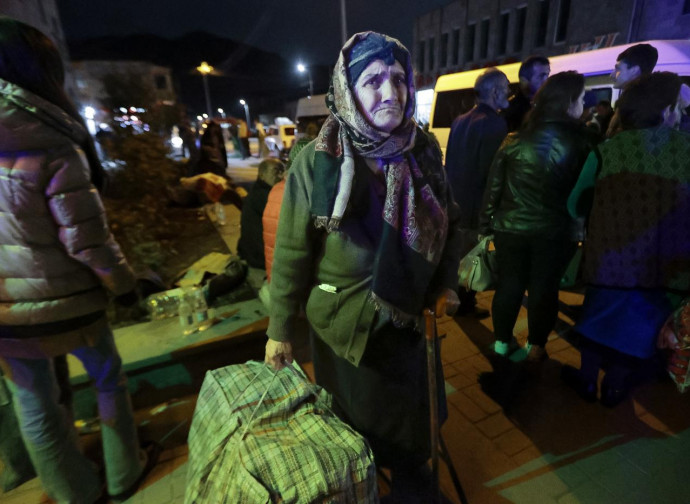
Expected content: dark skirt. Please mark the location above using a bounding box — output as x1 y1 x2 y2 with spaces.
311 322 446 470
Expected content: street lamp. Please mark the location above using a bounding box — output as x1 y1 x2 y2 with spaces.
217 108 225 118
297 62 314 97
196 61 214 118
239 99 250 125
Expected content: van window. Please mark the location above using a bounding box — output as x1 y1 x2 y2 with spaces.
432 83 520 128
587 87 612 105
432 89 476 128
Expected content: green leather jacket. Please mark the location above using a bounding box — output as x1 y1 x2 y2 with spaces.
479 118 592 240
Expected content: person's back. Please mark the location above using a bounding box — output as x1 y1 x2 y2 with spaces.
0 17 158 503
487 120 590 238
237 158 285 269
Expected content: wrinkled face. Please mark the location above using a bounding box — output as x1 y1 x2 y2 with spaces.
353 59 407 133
568 89 585 119
528 63 550 96
611 60 640 89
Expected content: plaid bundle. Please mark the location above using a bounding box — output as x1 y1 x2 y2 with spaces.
184 361 377 503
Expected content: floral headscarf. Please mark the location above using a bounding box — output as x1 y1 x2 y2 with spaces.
311 31 449 325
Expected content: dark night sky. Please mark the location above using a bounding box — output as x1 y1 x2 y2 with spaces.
57 0 451 66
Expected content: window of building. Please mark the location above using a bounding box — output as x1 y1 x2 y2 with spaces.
429 37 435 71
683 0 690 14
535 0 550 47
440 33 449 68
452 29 460 65
418 40 426 73
498 12 510 55
555 0 571 43
480 19 490 59
514 6 527 52
465 23 476 62
155 75 168 90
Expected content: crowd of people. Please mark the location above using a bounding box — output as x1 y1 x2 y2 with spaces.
1 12 689 503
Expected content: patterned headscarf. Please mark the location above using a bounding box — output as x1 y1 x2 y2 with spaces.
311 31 449 325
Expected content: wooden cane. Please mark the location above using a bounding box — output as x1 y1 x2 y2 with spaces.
424 308 441 504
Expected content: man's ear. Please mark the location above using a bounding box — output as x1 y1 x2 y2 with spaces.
631 65 642 80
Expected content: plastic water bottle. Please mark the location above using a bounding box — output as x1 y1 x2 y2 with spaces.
178 291 196 335
214 202 226 226
191 286 213 332
146 289 183 320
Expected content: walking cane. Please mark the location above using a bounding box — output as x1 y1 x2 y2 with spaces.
424 308 470 504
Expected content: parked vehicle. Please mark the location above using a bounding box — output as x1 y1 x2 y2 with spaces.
429 39 690 158
295 93 329 138
265 124 296 154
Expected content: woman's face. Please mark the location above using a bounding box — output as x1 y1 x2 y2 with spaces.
567 89 585 119
353 59 407 133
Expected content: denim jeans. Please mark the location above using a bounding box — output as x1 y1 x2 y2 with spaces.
2 324 144 503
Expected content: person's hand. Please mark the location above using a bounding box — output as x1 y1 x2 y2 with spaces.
265 338 293 370
434 288 460 318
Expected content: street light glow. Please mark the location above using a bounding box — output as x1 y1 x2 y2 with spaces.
217 108 224 114
239 99 246 105
196 61 213 74
297 63 306 73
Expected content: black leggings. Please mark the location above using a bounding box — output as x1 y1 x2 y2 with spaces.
492 232 576 347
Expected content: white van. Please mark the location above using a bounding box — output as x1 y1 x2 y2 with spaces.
295 93 330 138
429 39 690 158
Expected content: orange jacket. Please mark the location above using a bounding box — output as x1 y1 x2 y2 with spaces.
262 179 286 281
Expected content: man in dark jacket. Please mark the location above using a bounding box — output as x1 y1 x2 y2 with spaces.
606 43 658 138
502 55 550 132
445 68 509 316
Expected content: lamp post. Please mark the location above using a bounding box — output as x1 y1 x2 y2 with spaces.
297 62 314 97
239 99 250 125
196 61 214 118
218 108 225 119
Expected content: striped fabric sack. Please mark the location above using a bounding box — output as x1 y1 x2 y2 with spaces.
184 361 377 503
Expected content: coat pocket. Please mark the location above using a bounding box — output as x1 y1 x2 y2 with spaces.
305 284 342 331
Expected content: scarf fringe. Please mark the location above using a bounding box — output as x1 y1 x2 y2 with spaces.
368 292 422 331
314 216 342 233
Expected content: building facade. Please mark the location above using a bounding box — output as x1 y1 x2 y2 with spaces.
71 60 176 132
414 0 690 89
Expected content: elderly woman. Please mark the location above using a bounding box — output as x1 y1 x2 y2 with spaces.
564 72 690 407
264 32 461 499
479 71 593 363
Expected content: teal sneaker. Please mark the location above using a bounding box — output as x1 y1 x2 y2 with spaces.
509 342 532 362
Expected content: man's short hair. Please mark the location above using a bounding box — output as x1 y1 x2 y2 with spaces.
474 68 508 100
617 44 658 76
518 55 550 80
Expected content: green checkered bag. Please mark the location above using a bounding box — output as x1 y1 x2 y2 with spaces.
184 361 377 503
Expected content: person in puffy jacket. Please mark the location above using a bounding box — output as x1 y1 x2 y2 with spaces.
0 18 157 503
479 71 593 363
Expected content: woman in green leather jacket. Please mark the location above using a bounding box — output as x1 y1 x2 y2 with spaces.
479 71 592 363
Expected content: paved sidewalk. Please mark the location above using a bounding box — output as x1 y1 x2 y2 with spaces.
5 172 689 503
